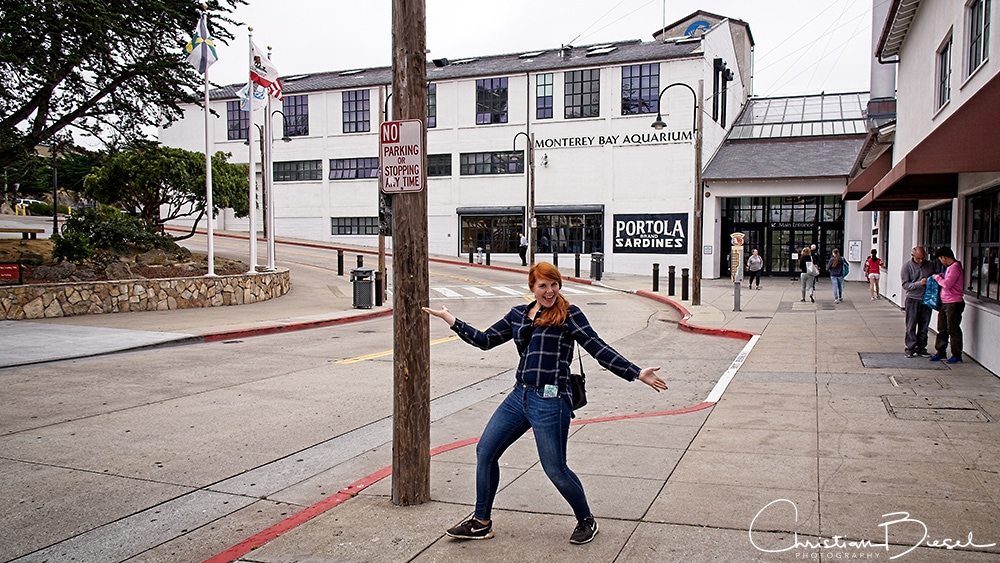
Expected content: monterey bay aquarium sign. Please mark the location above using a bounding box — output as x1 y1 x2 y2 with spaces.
534 130 694 149
613 214 688 254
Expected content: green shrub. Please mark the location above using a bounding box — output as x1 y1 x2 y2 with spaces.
51 231 94 263
60 205 171 254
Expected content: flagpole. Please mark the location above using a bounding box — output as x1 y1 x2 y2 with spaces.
202 12 216 277
264 47 276 271
246 27 258 273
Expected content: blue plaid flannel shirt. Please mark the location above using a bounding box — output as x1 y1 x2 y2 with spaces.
450 302 640 399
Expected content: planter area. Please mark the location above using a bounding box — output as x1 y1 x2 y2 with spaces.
0 268 290 320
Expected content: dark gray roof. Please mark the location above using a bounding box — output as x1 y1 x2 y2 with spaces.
210 38 702 100
703 137 866 181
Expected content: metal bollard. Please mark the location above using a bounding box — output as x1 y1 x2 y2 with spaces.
469 248 473 264
668 265 675 296
575 253 581 278
653 263 660 292
476 247 483 264
553 252 559 267
357 254 364 268
375 270 383 307
485 246 491 266
681 267 690 301
337 250 344 276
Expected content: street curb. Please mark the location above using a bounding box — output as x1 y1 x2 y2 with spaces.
200 309 393 342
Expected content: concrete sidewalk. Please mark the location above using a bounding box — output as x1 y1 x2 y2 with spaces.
3 236 999 561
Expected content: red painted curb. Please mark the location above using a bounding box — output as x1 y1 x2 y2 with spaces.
634 289 754 341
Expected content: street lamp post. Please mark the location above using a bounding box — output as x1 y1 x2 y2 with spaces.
512 131 535 266
651 80 704 306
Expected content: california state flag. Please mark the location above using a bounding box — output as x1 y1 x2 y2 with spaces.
250 41 283 100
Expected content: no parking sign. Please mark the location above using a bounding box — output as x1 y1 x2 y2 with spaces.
380 119 423 193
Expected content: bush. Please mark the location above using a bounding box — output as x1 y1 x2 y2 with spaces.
59 205 174 254
51 231 94 263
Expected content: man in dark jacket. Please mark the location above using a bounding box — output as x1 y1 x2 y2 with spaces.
901 246 935 358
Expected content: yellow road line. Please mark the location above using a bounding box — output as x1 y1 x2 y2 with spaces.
334 335 459 364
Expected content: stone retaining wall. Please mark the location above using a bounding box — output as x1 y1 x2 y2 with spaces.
0 269 290 320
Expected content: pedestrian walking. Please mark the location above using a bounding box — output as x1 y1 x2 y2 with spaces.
826 248 846 303
864 249 883 300
901 246 934 358
423 262 667 544
810 244 820 294
799 247 816 302
929 247 965 363
746 248 763 289
518 232 529 266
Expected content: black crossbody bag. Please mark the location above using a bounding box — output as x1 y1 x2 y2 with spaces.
570 347 587 410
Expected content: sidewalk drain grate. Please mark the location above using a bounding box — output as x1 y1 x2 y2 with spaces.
745 316 772 319
882 395 993 422
860 352 950 370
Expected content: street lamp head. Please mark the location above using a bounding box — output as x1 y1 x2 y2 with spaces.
651 114 667 130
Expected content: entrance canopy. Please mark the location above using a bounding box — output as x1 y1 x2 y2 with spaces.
858 71 1000 211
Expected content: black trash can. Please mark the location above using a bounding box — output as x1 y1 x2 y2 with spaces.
590 252 604 281
351 267 375 309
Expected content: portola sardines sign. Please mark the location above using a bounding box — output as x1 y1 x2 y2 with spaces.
613 214 688 254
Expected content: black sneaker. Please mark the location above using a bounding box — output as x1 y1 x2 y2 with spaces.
916 350 931 357
446 518 494 540
904 351 916 358
570 517 599 544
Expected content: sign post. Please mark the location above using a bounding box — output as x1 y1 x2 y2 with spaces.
731 232 745 312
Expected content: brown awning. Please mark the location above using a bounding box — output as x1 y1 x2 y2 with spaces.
859 70 1000 211
844 149 892 200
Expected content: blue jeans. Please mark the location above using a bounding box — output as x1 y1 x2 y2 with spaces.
474 384 590 521
830 275 843 300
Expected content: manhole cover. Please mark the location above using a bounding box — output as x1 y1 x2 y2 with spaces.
882 396 993 422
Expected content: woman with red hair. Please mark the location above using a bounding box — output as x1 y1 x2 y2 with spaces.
424 262 667 545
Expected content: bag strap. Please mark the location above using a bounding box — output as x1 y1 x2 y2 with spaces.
575 344 585 375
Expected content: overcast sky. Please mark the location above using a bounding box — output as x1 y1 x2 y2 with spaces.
206 0 878 98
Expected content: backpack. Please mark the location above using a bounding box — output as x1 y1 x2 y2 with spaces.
842 260 850 277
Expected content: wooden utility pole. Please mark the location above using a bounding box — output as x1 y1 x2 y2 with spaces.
390 0 430 506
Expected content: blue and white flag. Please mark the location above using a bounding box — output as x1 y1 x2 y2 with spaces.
236 82 267 111
185 14 218 74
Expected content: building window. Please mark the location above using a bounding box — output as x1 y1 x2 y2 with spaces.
332 217 379 235
459 151 523 175
227 101 249 141
536 213 604 254
923 205 952 254
427 83 437 128
966 187 999 302
565 69 600 118
428 153 452 177
274 160 322 182
476 78 508 124
343 89 371 133
621 64 658 115
937 34 952 110
329 157 378 180
536 73 553 119
460 214 523 253
967 0 991 76
282 95 309 137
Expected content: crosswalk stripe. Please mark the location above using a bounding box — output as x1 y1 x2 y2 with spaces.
492 286 526 296
432 287 462 298
462 286 493 296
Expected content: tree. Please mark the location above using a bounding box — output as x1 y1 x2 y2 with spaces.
0 0 246 168
83 142 248 237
